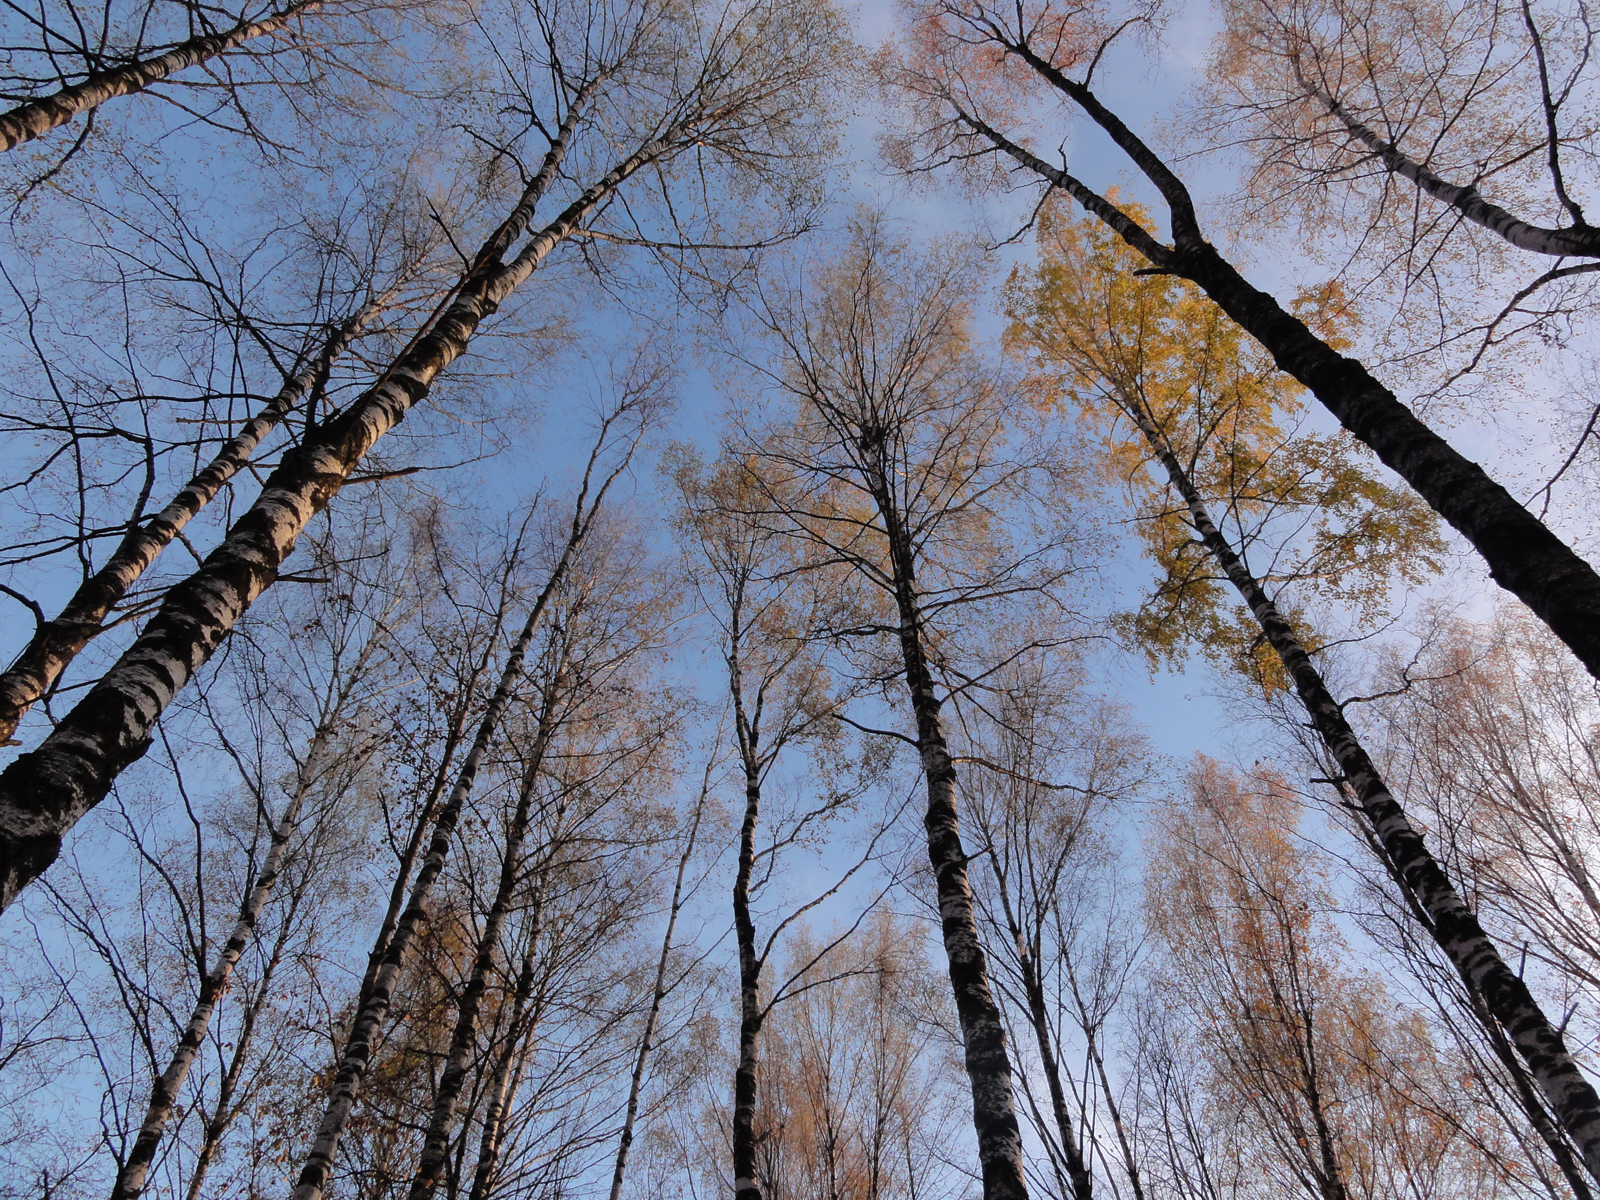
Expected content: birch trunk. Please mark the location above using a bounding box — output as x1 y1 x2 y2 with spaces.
404 419 640 1200
955 75 1600 682
730 638 766 1200
404 675 564 1200
289 500 592 1200
356 679 479 1007
181 867 306 1200
607 761 708 1200
109 721 337 1200
1124 400 1600 1185
1067 968 1145 1200
0 0 324 152
989 875 1091 1199
0 303 375 746
0 99 674 911
867 464 1029 1200
1293 67 1600 258
354 578 514 1010
1349 803 1596 1200
466 884 548 1200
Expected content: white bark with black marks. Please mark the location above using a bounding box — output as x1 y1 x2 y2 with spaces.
0 303 376 746
1292 64 1600 259
404 671 566 1200
1126 400 1600 1186
0 108 670 910
108 721 335 1200
607 760 708 1200
288 470 607 1200
931 50 1600 682
0 0 325 151
864 449 1029 1200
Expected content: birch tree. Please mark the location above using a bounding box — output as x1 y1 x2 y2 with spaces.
1345 608 1600 1197
288 392 655 1200
747 914 970 1200
959 651 1150 1200
0 0 346 155
1004 204 1600 1186
0 496 430 1197
0 0 847 911
734 219 1092 1200
605 752 715 1200
0 165 456 748
437 634 687 1200
1146 759 1509 1200
105 524 414 1200
671 446 885 1200
402 502 681 1200
882 0 1600 683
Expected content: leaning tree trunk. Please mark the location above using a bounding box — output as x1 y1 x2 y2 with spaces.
868 468 1029 1200
183 863 310 1200
109 719 343 1200
957 75 1600 683
289 501 593 1200
607 760 709 1200
0 302 377 746
403 404 642 1200
1346 790 1596 1200
0 90 678 911
1292 64 1600 258
405 669 565 1200
0 0 324 152
1123 398 1600 1185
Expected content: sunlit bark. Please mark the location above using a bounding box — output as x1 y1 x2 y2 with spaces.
0 97 653 909
0 302 377 746
0 0 324 152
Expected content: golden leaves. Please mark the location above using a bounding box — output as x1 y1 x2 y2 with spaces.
1003 200 1444 686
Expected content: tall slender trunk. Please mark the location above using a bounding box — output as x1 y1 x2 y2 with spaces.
955 75 1600 682
1065 965 1145 1200
730 631 766 1200
358 675 483 1008
866 462 1028 1200
355 579 516 1012
607 760 709 1200
289 513 589 1200
182 878 303 1200
405 669 565 1200
1470 988 1597 1200
0 303 376 746
1123 399 1600 1184
987 870 1091 1199
0 93 678 911
110 717 341 1200
1294 1003 1349 1200
0 0 323 152
400 378 640 1200
466 882 549 1200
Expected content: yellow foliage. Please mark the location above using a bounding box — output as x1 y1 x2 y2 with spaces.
1002 198 1443 686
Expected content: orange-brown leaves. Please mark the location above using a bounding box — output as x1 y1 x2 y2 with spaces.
882 0 1159 188
1145 758 1509 1198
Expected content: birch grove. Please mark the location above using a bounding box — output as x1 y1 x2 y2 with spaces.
4 0 1600 1195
